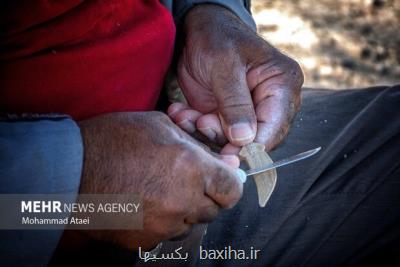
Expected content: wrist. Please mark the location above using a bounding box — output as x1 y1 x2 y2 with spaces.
184 4 244 34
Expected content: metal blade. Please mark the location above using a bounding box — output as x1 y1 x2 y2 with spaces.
245 147 321 176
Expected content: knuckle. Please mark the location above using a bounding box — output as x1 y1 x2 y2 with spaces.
219 101 256 126
170 143 199 170
209 167 243 209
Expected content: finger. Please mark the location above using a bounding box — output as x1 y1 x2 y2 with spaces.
254 86 299 151
208 151 240 173
218 154 240 168
178 144 242 217
247 61 285 93
167 102 189 118
212 62 257 146
196 113 227 145
220 143 241 155
170 108 202 134
203 157 243 209
246 54 303 151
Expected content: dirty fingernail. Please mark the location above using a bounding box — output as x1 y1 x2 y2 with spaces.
178 119 196 133
199 127 217 141
236 169 247 183
229 123 255 142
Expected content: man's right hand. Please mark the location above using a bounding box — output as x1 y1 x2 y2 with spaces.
77 112 243 250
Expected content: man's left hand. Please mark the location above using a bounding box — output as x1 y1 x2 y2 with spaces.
168 4 304 155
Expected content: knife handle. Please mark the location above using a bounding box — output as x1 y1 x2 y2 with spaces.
239 143 277 207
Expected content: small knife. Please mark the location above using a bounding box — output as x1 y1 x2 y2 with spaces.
237 147 321 183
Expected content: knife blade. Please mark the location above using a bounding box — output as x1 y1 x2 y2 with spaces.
245 147 321 177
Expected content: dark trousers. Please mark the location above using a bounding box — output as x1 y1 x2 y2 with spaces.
200 85 400 267
51 85 400 267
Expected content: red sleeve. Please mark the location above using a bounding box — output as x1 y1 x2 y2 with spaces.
0 0 176 120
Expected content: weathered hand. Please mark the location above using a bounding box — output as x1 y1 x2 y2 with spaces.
75 112 243 250
169 4 303 154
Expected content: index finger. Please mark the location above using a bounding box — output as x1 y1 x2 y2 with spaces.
200 152 244 209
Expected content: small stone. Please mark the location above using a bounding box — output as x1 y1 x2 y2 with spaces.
361 25 372 35
380 66 390 76
341 59 356 69
372 0 385 8
361 48 371 59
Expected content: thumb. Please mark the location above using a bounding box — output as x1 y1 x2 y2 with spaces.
213 65 257 146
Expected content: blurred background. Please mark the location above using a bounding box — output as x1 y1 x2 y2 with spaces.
251 0 400 89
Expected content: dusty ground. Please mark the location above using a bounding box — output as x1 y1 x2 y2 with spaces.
251 0 400 89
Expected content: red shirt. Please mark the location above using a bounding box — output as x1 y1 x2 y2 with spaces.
0 0 175 120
